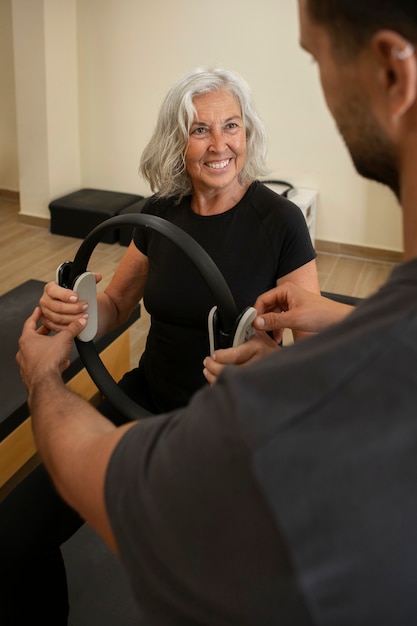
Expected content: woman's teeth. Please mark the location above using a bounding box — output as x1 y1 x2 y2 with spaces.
206 159 230 169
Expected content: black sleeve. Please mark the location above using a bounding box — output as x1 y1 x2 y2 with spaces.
280 201 317 276
132 196 156 255
272 199 316 279
252 183 316 279
105 382 311 625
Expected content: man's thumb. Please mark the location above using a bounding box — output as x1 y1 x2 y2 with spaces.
254 312 286 332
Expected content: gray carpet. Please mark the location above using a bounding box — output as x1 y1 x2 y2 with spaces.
62 523 147 625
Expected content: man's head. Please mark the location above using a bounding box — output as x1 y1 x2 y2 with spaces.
298 0 417 198
303 1 417 61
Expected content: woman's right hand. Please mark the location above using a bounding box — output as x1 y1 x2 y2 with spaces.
39 274 101 333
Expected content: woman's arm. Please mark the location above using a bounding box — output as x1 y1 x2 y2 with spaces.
97 242 149 335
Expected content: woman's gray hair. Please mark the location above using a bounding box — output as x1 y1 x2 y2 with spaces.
139 67 268 200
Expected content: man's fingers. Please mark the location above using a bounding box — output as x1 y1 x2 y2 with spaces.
65 317 88 341
31 307 87 339
37 324 52 336
254 288 286 315
25 306 42 330
254 312 290 332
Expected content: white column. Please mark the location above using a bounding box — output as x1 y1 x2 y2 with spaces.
12 0 80 220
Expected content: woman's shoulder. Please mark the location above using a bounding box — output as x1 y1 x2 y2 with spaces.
142 194 184 218
251 181 293 205
249 181 304 220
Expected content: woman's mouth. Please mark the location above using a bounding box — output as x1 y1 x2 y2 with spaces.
206 159 231 170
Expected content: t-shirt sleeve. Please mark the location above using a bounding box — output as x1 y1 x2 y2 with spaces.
273 199 316 279
132 196 155 255
105 381 307 624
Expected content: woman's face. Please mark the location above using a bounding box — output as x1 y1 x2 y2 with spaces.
185 89 247 194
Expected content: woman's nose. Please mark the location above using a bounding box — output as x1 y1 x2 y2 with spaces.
208 129 227 152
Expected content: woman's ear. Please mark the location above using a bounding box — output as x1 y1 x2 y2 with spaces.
371 30 417 119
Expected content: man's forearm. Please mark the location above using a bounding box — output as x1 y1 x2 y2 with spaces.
16 309 126 549
29 373 115 508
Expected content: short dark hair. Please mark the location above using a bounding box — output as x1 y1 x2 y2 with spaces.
306 0 417 58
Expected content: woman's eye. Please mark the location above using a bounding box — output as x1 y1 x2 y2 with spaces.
191 127 207 135
225 122 239 131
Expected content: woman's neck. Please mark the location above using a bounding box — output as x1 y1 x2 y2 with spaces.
190 181 252 216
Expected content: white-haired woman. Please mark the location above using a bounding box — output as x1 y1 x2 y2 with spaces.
3 68 319 624
41 66 319 416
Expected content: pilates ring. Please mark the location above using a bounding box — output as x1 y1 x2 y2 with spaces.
60 213 242 421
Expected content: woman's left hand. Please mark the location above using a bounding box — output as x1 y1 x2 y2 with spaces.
203 330 279 385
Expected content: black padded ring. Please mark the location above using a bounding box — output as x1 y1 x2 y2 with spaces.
68 213 240 421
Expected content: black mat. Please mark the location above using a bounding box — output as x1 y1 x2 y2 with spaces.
0 280 47 439
0 280 140 440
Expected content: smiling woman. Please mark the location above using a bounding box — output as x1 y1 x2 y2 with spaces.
140 67 268 200
185 90 248 208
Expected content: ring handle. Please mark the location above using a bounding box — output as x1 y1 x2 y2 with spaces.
65 213 240 421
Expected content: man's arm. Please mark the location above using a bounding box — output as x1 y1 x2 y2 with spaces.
253 281 354 334
16 308 136 552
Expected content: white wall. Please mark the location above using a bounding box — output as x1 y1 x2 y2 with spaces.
10 0 403 252
0 0 19 191
12 0 80 218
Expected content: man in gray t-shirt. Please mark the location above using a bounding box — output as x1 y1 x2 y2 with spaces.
16 1 417 624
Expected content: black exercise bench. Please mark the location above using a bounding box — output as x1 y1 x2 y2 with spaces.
0 279 140 499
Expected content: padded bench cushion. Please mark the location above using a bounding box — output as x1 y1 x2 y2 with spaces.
49 188 143 243
0 280 140 441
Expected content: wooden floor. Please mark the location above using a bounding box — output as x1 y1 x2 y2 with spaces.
0 194 398 365
316 246 397 300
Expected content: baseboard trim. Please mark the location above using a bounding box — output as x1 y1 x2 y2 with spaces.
18 214 50 228
0 189 19 201
315 239 403 264
2 195 403 264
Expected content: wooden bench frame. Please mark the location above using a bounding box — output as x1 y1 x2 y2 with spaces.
0 329 131 501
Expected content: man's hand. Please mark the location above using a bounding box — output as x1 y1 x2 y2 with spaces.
253 282 354 335
203 330 279 384
16 307 87 395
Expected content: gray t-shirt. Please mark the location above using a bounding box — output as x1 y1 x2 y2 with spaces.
106 258 417 625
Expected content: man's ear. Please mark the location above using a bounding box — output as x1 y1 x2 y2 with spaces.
371 30 417 119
